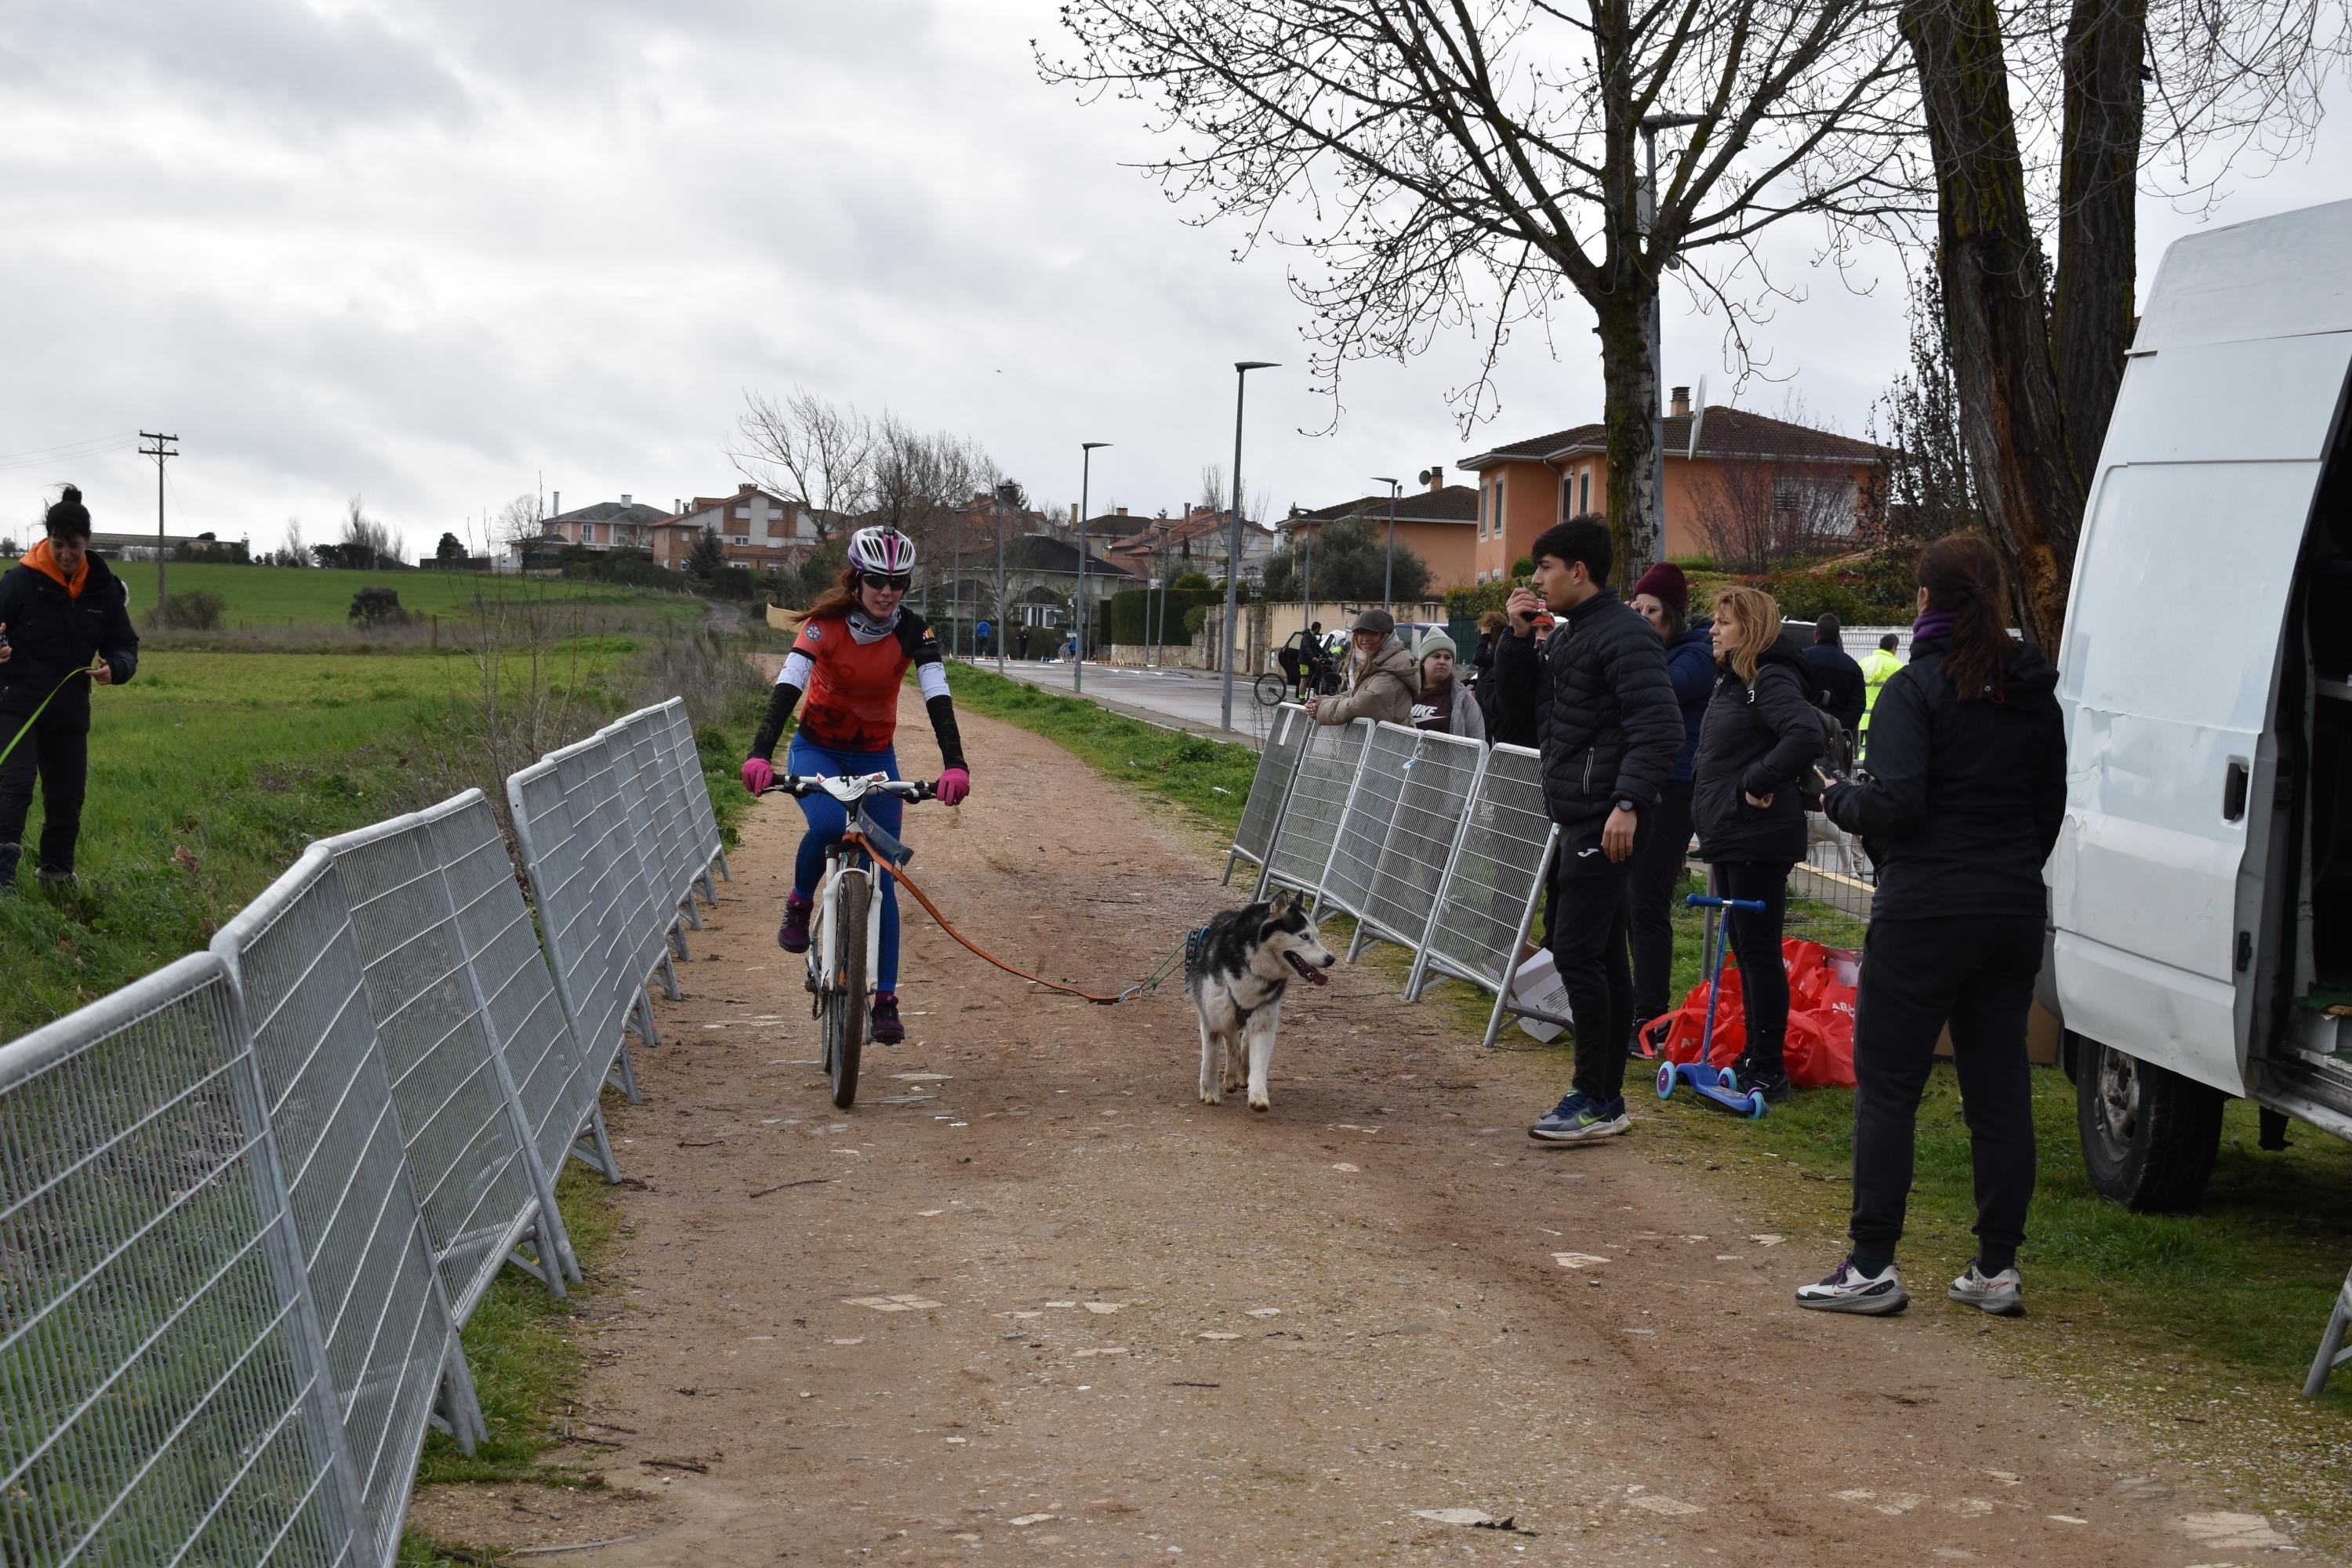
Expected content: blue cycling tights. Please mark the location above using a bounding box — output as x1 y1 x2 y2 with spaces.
786 735 903 993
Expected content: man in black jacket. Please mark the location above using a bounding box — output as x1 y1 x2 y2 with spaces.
1801 615 1867 740
0 486 140 890
1489 517 1684 1142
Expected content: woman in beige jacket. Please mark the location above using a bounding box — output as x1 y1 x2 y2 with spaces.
1305 608 1421 728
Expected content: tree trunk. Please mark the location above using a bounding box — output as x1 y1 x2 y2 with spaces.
1596 287 1661 583
1901 0 2084 651
2051 0 2146 491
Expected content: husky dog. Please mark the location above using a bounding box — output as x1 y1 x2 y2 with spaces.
1188 888 1337 1111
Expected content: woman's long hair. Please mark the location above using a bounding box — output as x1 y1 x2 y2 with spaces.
1918 535 2010 699
1711 585 1780 687
795 566 868 627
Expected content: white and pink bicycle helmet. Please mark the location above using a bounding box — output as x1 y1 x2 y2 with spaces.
847 525 916 578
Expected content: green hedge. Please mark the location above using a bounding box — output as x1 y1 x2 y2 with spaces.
1108 586 1225 646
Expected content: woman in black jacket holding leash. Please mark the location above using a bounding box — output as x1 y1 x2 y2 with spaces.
1795 535 2065 1319
0 486 140 891
1691 585 1822 1103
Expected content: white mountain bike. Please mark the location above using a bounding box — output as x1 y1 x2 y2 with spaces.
760 773 936 1109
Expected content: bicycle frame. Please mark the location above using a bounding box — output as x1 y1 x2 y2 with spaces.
795 774 917 1005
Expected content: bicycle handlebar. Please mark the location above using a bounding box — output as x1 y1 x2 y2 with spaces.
759 774 938 803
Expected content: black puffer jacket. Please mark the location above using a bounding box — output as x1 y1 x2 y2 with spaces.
0 554 139 726
1489 589 1683 833
1823 634 2066 920
1693 632 1824 866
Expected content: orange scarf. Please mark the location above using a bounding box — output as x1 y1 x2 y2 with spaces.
24 539 88 599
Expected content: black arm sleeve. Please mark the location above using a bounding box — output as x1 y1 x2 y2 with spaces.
1743 666 1826 797
927 695 968 773
1824 670 1929 840
101 576 139 685
1488 627 1542 743
747 682 803 762
1608 626 1686 811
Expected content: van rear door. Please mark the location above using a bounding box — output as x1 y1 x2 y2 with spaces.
2053 206 2352 1092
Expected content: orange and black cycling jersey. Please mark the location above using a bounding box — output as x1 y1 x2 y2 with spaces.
748 607 967 769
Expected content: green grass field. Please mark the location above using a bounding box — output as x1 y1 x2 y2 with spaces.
0 556 701 630
960 667 2352 1538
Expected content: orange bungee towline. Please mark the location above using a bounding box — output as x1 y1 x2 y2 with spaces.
843 830 1189 1006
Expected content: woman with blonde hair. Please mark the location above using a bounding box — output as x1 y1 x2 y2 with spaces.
1690 584 1822 1102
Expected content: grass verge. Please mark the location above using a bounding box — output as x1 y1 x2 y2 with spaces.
957 669 2352 1541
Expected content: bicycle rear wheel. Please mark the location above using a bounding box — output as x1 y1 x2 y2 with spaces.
826 873 870 1109
1253 672 1289 706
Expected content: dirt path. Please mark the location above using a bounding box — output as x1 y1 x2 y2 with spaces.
413 691 2313 1566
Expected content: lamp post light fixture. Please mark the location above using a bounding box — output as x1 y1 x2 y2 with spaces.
1220 361 1279 731
1371 476 1402 613
1076 442 1109 691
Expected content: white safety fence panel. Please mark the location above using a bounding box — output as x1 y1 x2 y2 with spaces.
0 953 363 1567
1358 728 1487 952
426 792 607 1188
620 706 699 922
597 718 676 1004
1413 744 1556 1010
1261 719 1373 900
1317 722 1421 923
320 799 570 1319
212 849 481 1567
508 736 638 1091
1226 703 1308 883
659 701 728 893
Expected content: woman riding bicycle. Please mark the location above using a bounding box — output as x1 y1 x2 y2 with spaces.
740 526 971 1044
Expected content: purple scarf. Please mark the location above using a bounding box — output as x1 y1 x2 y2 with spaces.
1912 609 1958 641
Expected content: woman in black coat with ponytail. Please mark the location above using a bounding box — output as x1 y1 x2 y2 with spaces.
1795 535 2066 1320
1690 585 1823 1104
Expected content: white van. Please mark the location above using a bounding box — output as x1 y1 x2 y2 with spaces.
2045 197 2352 1210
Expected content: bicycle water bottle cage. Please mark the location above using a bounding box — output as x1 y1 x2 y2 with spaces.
856 815 913 869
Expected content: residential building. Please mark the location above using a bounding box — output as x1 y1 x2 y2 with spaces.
1457 390 1889 581
649 484 832 573
1101 506 1279 586
1283 472 1480 590
936 532 1143 630
541 495 670 551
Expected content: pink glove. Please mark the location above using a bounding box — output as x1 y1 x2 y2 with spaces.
741 757 774 795
935 768 971 806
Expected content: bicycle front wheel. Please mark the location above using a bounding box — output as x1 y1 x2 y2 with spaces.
1253 672 1289 706
826 873 870 1109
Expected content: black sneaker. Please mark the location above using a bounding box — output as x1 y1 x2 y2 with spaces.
869 991 905 1045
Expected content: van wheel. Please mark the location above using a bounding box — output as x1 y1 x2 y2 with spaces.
2075 1036 2224 1211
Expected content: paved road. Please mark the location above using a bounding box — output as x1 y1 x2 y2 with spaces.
982 657 1282 739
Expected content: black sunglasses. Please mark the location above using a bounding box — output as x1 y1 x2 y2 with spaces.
859 571 912 591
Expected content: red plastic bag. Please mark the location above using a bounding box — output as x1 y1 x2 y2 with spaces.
1639 938 1857 1090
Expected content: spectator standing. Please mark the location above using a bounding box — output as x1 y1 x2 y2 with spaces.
1690 586 1823 1102
1798 536 2066 1319
1487 517 1682 1144
0 486 140 891
1802 614 1867 741
1858 632 1903 752
975 617 993 659
1408 630 1484 741
1018 624 1032 660
1304 608 1419 727
1625 563 1713 1049
1472 610 1505 685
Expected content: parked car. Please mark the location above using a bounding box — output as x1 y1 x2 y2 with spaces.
2042 196 2352 1210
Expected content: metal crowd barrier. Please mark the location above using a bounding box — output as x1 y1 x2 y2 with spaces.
1225 702 1310 885
0 694 731 1566
1258 718 1373 903
1351 728 1487 960
1316 722 1422 934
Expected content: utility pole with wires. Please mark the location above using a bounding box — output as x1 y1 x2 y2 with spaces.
139 430 180 607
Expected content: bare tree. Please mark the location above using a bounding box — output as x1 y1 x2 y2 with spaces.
1868 267 1979 550
342 495 402 570
1694 461 1858 574
1899 0 2348 644
493 492 547 547
1042 2 1922 578
735 387 875 540
869 414 996 580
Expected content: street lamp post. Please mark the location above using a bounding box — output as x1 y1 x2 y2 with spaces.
1639 111 1700 576
994 481 1018 677
1076 442 1109 691
951 505 964 658
1220 361 1279 731
1371 477 1401 613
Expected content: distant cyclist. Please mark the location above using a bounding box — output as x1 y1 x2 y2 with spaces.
740 527 971 1044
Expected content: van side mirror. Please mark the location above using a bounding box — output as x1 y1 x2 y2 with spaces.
2223 758 2250 822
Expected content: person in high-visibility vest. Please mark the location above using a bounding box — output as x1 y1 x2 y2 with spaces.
1858 633 1903 755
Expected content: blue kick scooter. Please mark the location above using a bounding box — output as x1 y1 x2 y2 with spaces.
1657 893 1771 1119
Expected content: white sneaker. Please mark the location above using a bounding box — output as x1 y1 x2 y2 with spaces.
1947 1264 2024 1316
1795 1258 1908 1316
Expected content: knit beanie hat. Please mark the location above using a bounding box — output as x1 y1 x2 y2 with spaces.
1630 561 1688 617
1418 629 1457 662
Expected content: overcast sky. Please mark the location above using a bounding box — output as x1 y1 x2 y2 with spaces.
2 1 2347 558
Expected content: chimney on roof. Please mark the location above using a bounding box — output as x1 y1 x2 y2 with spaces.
552 491 560 517
1116 506 1128 517
621 494 633 506
1424 466 1445 493
673 498 681 514
1670 387 1691 419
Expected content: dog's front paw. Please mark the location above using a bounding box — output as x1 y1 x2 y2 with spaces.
1222 1069 1246 1094
1199 1086 1223 1105
1248 1094 1272 1112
